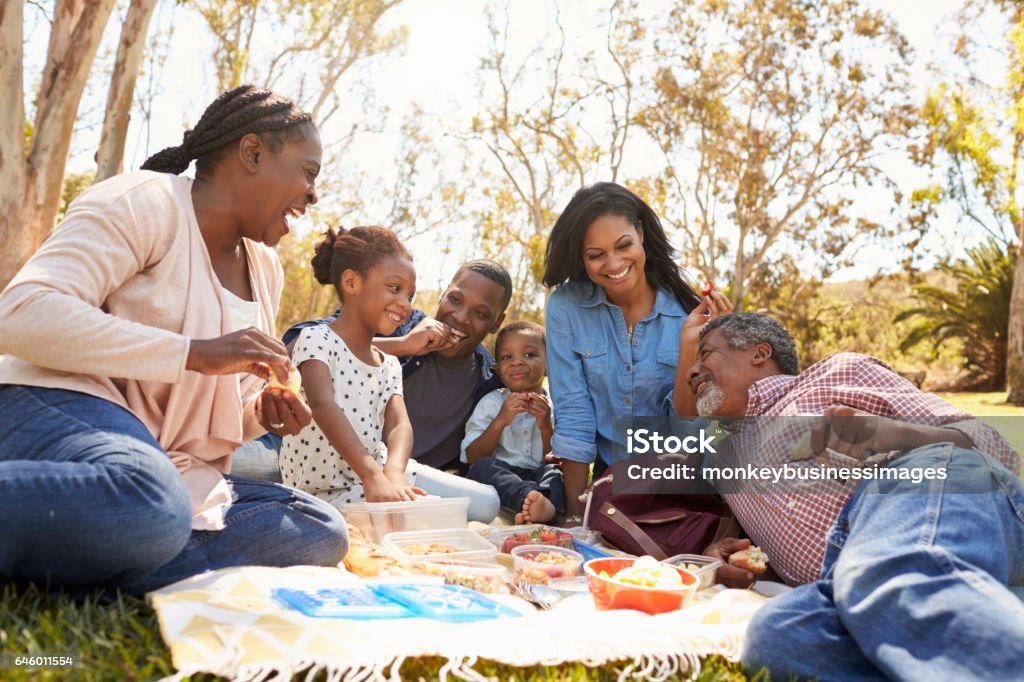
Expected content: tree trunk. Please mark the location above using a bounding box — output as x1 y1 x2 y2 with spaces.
1007 234 1024 404
0 0 32 291
95 0 159 182
0 0 116 289
0 1 27 215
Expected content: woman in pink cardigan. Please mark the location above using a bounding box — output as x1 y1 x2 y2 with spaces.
0 85 347 593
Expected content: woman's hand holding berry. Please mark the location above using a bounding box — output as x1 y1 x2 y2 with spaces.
680 288 733 349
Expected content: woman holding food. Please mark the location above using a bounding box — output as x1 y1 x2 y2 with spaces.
542 182 731 523
0 85 347 594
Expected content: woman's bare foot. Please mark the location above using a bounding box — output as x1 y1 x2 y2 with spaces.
517 490 556 524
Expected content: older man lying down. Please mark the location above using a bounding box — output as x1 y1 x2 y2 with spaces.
687 312 1023 682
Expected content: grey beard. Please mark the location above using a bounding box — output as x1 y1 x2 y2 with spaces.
696 381 725 417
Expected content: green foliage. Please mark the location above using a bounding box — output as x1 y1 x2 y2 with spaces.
895 239 1014 390
57 172 97 224
906 1 1024 402
912 81 1019 246
758 269 963 387
642 0 914 307
466 0 916 319
186 0 406 125
275 228 342 333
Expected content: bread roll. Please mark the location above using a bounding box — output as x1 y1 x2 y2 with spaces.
342 523 418 577
791 431 814 461
729 546 769 574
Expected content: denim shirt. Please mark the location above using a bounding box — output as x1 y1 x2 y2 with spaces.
282 308 501 403
545 281 692 465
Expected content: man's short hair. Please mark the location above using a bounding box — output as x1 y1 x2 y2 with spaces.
456 259 513 311
700 313 800 375
494 320 546 355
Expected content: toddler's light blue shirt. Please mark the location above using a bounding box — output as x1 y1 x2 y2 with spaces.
459 387 549 469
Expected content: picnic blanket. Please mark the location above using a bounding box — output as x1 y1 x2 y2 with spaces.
150 565 770 681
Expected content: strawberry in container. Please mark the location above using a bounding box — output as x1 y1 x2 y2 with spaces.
512 545 584 585
500 526 575 554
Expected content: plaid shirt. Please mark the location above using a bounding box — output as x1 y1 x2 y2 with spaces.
712 353 1020 585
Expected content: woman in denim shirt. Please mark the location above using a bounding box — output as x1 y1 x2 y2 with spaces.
542 183 732 523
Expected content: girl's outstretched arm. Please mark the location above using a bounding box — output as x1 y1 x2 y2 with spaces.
381 395 424 500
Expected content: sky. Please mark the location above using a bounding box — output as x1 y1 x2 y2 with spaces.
45 0 980 290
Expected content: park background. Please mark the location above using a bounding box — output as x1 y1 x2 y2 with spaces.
3 0 1024 404
2 2 1024 679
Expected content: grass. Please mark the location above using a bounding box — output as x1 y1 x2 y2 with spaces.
6 391 1017 681
0 583 182 681
0 582 755 681
939 391 1024 460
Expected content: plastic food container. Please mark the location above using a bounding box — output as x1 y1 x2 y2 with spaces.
664 554 723 591
499 527 575 553
548 576 590 593
584 557 698 614
423 559 509 594
477 524 602 552
382 529 498 564
511 544 584 585
341 497 469 543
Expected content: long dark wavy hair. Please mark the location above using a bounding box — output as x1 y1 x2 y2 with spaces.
542 182 700 311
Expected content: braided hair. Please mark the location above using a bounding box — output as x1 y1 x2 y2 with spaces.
141 85 314 175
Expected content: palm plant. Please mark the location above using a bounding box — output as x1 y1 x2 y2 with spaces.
895 238 1015 390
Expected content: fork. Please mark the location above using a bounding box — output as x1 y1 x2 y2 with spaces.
511 578 562 610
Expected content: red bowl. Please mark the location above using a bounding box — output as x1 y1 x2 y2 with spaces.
584 557 699 614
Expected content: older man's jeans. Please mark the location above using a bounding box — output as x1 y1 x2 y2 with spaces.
742 444 1024 681
0 386 347 594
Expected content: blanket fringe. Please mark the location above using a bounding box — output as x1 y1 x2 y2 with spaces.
617 652 702 681
203 650 714 682
162 630 745 682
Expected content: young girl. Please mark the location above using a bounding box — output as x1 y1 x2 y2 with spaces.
280 226 425 506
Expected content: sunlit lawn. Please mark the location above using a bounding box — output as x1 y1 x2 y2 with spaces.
939 392 1024 462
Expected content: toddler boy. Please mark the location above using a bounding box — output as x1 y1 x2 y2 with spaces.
461 321 564 523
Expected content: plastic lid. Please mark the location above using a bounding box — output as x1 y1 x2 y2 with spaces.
272 587 411 619
372 583 521 622
341 496 470 512
383 528 498 552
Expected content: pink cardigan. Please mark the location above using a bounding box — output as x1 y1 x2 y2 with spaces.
0 171 282 530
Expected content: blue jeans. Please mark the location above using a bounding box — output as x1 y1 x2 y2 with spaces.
229 430 501 523
406 460 501 523
231 432 283 482
467 457 565 516
742 444 1024 681
0 386 347 594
